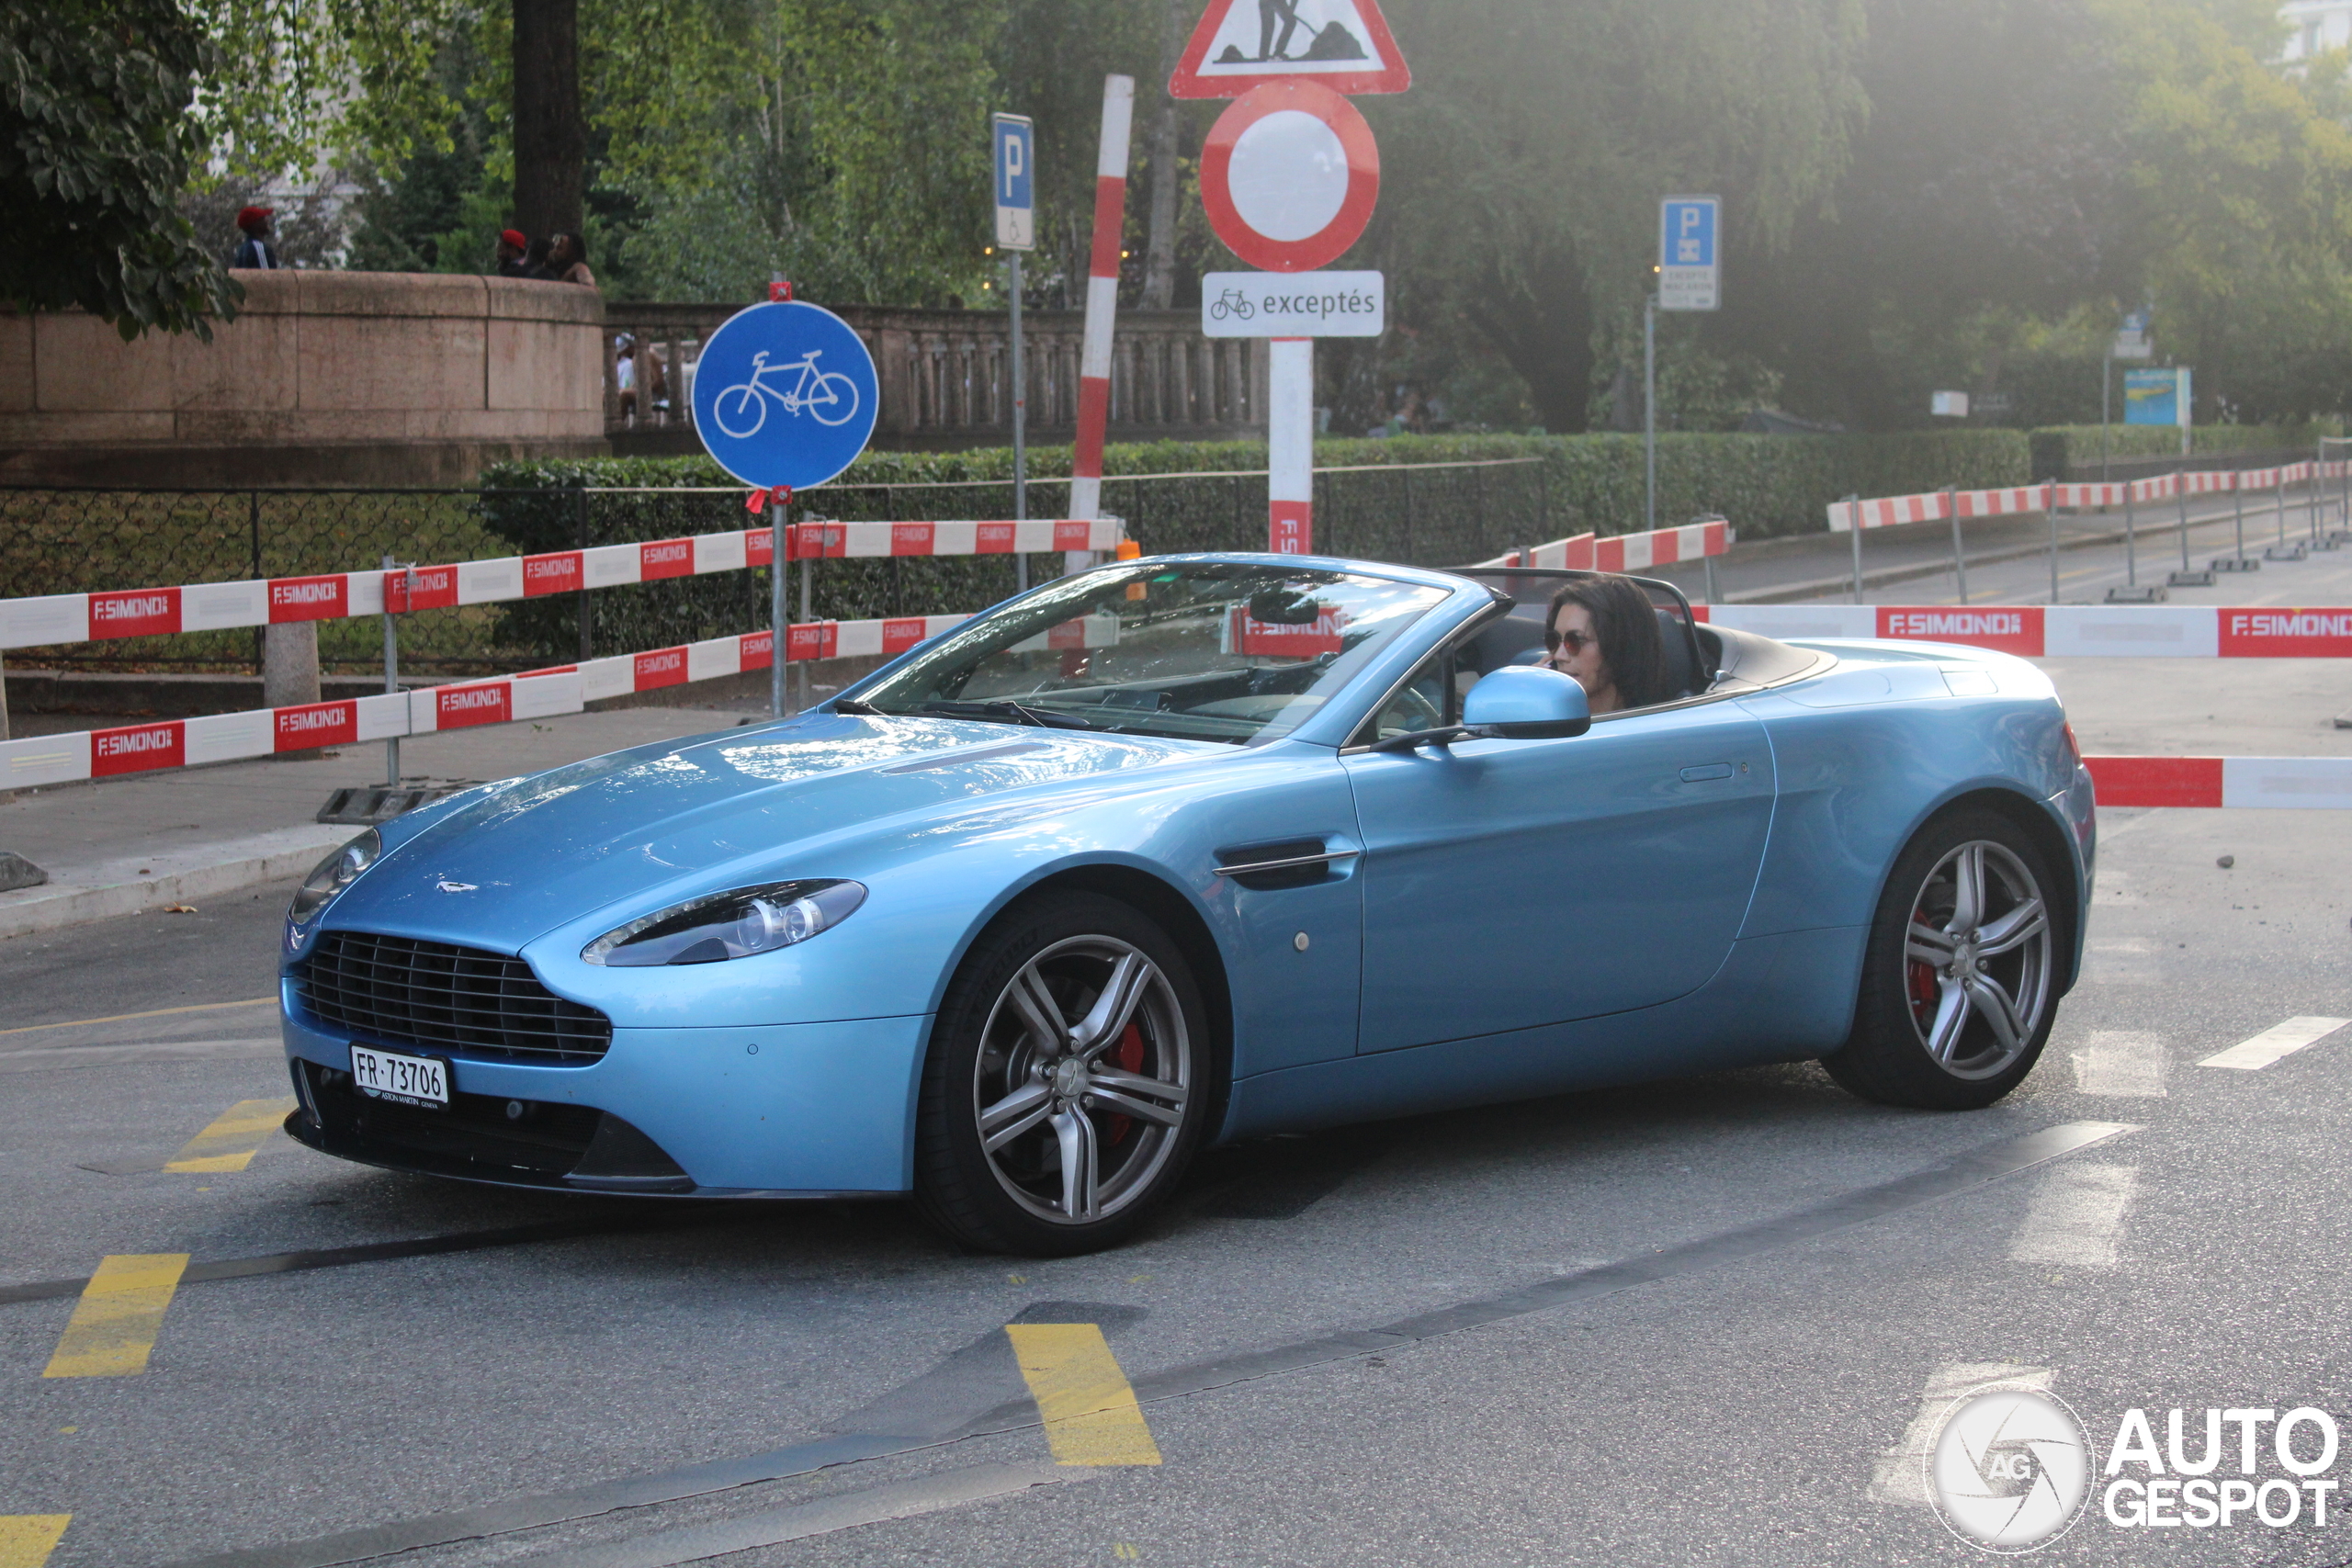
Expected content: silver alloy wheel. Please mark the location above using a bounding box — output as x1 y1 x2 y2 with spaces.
1901 839 2053 1080
971 934 1193 1224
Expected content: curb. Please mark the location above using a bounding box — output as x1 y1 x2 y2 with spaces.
0 825 354 941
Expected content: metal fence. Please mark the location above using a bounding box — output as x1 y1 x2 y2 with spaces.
0 457 1548 674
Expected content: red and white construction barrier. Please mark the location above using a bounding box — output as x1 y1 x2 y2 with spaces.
1829 460 2350 533
1477 519 1732 574
1069 73 1133 552
0 519 1118 652
2086 756 2352 809
1700 603 2352 657
0 609 1012 789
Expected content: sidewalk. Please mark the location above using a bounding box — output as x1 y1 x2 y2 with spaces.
1645 488 2333 604
0 705 765 940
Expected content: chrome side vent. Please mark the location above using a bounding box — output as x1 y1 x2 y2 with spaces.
1215 838 1360 891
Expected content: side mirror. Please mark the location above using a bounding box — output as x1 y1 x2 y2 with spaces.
1464 665 1591 739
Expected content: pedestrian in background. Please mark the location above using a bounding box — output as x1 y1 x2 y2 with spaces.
233 207 279 269
546 232 595 288
615 335 639 423
494 229 532 276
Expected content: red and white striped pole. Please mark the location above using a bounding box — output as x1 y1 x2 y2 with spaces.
1269 338 1313 553
1069 73 1134 575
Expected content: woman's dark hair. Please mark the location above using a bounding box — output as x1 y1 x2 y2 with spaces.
549 231 585 265
522 235 552 276
1545 574 1672 709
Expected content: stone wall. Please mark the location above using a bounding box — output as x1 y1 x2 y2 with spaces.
0 271 608 487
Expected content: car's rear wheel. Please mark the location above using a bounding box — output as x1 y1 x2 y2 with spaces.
914 892 1213 1256
1823 808 2062 1110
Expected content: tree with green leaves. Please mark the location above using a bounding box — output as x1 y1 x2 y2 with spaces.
1 0 240 339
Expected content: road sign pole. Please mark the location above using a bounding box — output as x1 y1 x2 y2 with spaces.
1947 486 1966 604
1269 337 1314 553
1069 75 1134 575
1644 294 1657 535
1847 496 1862 604
1010 252 1028 592
770 497 788 718
2101 345 2111 485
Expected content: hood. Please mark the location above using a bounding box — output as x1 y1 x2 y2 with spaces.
319 715 1213 950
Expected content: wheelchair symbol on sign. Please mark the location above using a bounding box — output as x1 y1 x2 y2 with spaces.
712 349 862 437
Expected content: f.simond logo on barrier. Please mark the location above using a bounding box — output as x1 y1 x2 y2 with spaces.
1927 1386 2093 1552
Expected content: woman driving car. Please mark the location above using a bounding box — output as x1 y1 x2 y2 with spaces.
1544 575 1672 715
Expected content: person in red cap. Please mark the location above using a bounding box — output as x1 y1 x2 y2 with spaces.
494 229 532 277
233 206 278 269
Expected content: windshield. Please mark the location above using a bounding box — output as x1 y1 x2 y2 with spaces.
847 560 1451 745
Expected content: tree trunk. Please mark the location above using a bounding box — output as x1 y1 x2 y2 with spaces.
1463 247 1597 434
513 0 584 239
1140 0 1184 311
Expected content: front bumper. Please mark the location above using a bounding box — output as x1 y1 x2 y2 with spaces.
280 999 931 1194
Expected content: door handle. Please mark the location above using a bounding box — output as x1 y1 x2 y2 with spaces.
1679 763 1735 783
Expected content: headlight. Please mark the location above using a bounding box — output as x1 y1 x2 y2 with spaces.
288 830 381 926
582 879 867 967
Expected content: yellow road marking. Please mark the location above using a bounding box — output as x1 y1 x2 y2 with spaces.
164 1097 298 1173
0 1517 70 1568
0 998 274 1039
1004 1323 1162 1466
42 1255 190 1378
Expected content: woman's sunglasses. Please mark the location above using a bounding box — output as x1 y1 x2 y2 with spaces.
1544 627 1598 655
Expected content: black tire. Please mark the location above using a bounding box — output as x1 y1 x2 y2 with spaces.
1822 807 2064 1110
913 892 1216 1256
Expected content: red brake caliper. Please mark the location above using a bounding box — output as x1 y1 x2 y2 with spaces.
1103 1022 1145 1145
1907 918 1940 1023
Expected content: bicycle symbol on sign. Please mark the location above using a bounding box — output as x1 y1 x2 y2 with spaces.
712 348 862 437
1207 287 1256 323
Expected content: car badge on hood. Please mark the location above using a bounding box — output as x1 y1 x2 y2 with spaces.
436 880 479 893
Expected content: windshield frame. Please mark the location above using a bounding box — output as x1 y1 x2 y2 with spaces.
831 555 1478 750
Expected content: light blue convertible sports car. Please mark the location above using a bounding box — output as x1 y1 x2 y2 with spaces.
280 554 2096 1254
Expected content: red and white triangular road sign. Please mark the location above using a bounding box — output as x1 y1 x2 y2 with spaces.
1169 0 1410 99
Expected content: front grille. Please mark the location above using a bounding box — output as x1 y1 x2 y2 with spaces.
293 931 612 1065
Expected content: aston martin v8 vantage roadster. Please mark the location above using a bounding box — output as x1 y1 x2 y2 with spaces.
280 554 2095 1254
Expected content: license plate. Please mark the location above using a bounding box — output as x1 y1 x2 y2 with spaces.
347 1044 449 1109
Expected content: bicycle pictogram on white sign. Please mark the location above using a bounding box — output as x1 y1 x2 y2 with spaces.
712 349 862 437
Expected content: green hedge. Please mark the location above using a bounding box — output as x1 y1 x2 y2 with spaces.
484 427 2032 551
476 432 2038 661
2027 421 2346 479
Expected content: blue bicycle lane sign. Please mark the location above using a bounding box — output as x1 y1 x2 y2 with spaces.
691 299 881 491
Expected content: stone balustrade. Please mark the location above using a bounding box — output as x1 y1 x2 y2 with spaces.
0 272 607 486
603 303 1267 453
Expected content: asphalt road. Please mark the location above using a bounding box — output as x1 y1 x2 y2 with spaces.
5 646 2352 1568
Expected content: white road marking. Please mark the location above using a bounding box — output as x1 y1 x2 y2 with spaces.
1871 1362 2054 1506
2008 1163 2137 1269
503 1463 1092 1568
2071 1031 2168 1097
2199 1016 2351 1070
2084 938 2162 986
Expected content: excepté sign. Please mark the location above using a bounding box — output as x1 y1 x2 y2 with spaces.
1170 0 1410 97
691 299 880 492
1199 82 1379 272
1201 269 1384 336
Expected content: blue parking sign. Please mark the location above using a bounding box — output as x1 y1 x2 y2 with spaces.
993 113 1035 250
1658 196 1720 310
691 300 879 492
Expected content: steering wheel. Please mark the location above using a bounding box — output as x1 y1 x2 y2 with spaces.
1383 684 1443 736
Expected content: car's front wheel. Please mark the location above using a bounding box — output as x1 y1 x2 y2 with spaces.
1823 807 2063 1110
914 892 1214 1255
